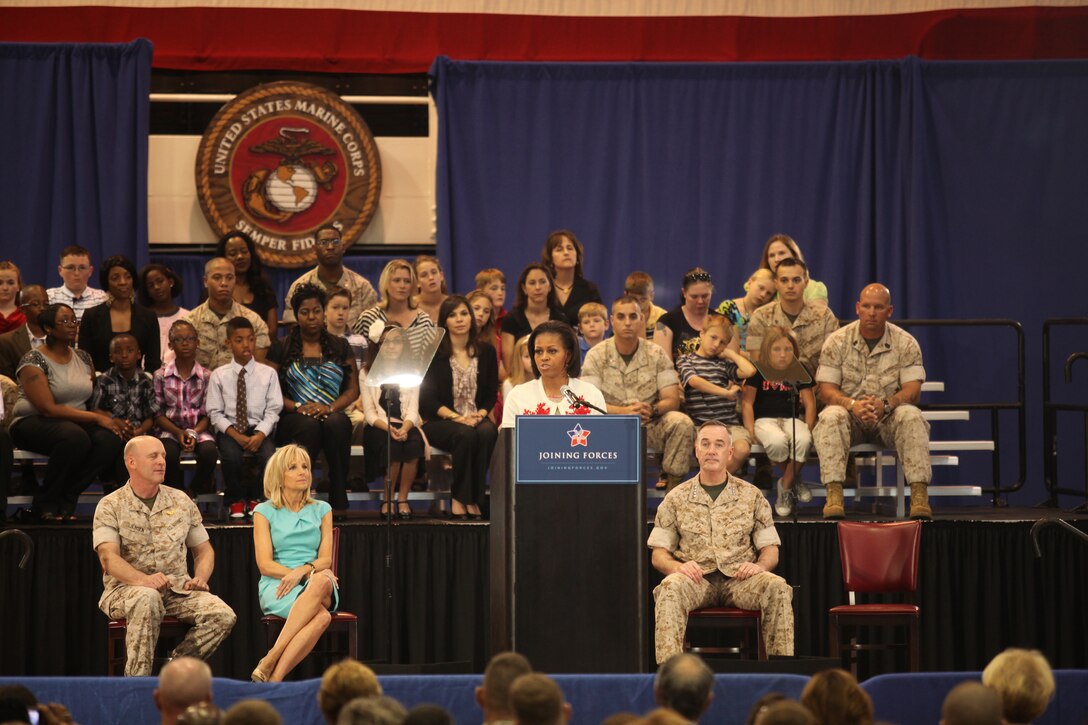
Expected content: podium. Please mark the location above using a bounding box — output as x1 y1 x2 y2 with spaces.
489 415 647 673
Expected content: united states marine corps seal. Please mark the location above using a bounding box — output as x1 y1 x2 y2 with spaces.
195 81 381 268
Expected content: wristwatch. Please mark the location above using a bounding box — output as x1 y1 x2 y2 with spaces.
882 399 892 415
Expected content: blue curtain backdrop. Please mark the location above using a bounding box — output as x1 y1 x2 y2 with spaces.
0 39 151 284
431 56 1088 503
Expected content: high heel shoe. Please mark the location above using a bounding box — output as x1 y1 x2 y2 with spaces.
397 503 413 521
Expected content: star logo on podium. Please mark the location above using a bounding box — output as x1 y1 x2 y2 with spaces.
567 423 590 447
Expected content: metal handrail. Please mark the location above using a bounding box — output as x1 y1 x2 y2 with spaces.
894 319 1026 506
1041 318 1088 508
1030 518 1088 558
0 529 33 569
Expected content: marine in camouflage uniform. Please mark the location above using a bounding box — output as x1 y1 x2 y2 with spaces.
582 299 696 489
745 258 839 375
93 437 236 676
813 284 931 519
648 423 794 663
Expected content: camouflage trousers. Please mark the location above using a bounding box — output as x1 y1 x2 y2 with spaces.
813 404 931 484
104 586 236 676
653 570 794 663
647 411 696 478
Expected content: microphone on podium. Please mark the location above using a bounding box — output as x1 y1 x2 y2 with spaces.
560 384 608 415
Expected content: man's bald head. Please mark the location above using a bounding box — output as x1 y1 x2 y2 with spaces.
156 657 213 723
859 283 891 306
856 283 894 339
941 681 1003 725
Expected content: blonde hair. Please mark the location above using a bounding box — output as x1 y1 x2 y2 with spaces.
748 268 774 286
377 259 418 310
701 315 734 343
577 302 607 323
982 648 1055 724
508 335 534 386
262 444 316 508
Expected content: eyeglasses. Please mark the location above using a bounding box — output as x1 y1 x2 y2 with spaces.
316 238 342 247
19 301 45 309
61 265 90 273
170 335 198 344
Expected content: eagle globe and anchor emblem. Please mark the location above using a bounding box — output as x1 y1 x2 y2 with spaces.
195 80 382 268
243 127 336 223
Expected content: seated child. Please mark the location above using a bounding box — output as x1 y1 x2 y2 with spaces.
153 319 218 494
501 335 533 401
676 316 757 476
624 271 668 339
577 301 609 362
90 332 157 491
206 316 282 519
324 286 352 339
741 325 817 517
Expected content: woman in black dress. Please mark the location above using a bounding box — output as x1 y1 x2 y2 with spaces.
499 262 566 367
541 229 602 327
78 255 161 373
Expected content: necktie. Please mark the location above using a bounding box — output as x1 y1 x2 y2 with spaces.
236 367 248 431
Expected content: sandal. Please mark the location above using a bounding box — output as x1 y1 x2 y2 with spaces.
379 501 393 517
397 503 413 521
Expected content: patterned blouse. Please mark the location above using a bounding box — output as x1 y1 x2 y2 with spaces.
450 355 479 418
268 332 355 408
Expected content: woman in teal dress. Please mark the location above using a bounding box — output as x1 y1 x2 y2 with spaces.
250 444 339 682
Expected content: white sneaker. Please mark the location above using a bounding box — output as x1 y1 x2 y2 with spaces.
794 479 813 503
774 480 795 517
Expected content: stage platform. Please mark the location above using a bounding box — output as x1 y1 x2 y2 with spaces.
1 508 1086 680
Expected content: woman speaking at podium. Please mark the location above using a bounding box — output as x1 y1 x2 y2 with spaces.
501 320 606 427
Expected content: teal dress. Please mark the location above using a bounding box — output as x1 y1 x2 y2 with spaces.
254 499 339 617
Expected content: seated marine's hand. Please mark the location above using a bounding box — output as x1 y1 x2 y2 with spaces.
184 576 210 592
674 560 704 583
142 572 171 591
733 562 766 580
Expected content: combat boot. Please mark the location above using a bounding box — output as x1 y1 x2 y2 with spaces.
823 482 845 520
909 482 932 520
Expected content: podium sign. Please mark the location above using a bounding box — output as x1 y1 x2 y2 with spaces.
515 415 641 484
490 416 647 673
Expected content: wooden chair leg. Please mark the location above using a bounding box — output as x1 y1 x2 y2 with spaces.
908 620 920 672
347 620 358 660
829 617 841 667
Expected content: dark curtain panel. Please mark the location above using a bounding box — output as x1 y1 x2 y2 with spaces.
431 57 1088 503
0 40 151 285
0 524 489 678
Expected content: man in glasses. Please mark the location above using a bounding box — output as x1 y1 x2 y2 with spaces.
280 223 376 329
47 245 108 324
0 285 48 380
